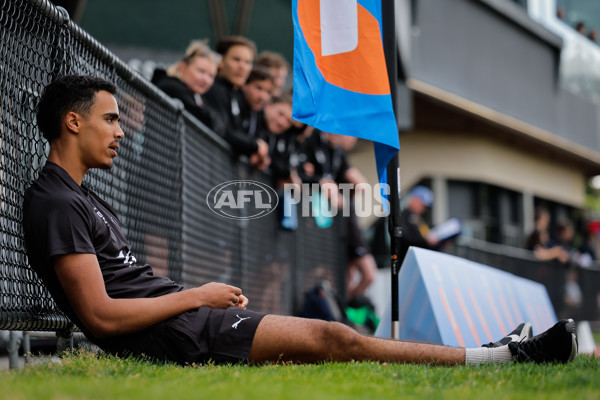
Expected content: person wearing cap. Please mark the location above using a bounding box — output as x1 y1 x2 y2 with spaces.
398 185 439 263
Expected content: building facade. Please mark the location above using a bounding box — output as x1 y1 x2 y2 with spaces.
351 0 600 248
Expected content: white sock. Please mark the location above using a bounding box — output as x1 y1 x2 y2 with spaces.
465 345 513 365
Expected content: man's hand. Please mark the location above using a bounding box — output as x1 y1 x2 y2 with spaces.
236 294 249 309
193 282 247 309
53 254 251 338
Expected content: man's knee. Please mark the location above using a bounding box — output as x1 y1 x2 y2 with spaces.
317 321 360 355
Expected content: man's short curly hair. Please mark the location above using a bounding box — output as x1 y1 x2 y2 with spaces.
36 75 117 142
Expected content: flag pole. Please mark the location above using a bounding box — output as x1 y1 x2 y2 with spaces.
382 0 402 340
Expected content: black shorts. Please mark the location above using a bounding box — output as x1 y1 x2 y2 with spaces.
137 307 266 365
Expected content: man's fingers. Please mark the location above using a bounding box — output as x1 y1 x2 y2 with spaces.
230 285 242 295
238 294 249 308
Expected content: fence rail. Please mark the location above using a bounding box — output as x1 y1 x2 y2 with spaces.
0 0 347 338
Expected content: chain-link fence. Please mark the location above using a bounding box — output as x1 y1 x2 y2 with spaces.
447 240 600 322
0 0 347 333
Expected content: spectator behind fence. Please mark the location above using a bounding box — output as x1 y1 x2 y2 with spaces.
262 93 297 184
255 51 290 96
269 116 306 188
263 93 293 136
398 186 439 264
298 129 346 188
524 207 569 263
151 40 223 135
202 36 272 169
224 67 276 170
524 207 551 249
241 67 274 114
552 218 597 268
297 131 377 300
552 219 585 320
22 74 578 368
553 219 576 266
203 35 255 128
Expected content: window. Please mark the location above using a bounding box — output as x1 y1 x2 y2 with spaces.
448 180 523 246
556 0 600 43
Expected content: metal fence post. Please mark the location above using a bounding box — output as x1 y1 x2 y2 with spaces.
22 332 31 364
7 331 22 370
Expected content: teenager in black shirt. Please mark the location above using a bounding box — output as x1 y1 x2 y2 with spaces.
22 75 578 366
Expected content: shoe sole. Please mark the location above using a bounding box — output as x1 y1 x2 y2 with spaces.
565 319 578 362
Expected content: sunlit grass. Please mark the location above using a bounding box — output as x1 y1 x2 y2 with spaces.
0 349 598 400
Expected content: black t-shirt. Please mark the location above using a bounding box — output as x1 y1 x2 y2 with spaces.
151 68 225 136
297 130 350 185
203 76 242 129
22 162 182 350
204 76 261 156
268 129 300 182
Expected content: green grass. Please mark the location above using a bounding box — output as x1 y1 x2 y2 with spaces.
0 350 598 400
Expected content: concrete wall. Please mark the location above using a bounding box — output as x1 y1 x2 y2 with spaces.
398 130 585 207
347 129 586 231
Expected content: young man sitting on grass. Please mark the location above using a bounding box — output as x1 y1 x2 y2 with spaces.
23 75 578 367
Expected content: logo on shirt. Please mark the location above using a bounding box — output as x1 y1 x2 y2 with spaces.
93 207 116 226
118 250 137 267
94 207 109 226
207 180 279 220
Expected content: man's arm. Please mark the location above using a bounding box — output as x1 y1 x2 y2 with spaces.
54 253 248 338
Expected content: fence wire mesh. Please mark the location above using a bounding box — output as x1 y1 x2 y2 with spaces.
0 0 347 332
448 242 600 321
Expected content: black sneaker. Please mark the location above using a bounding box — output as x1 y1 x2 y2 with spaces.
482 322 533 348
508 319 578 363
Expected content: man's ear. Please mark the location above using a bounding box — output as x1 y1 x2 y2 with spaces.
65 111 81 134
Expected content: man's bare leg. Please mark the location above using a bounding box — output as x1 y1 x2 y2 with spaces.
248 315 465 365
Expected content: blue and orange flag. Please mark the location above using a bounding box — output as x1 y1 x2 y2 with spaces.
292 0 400 188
